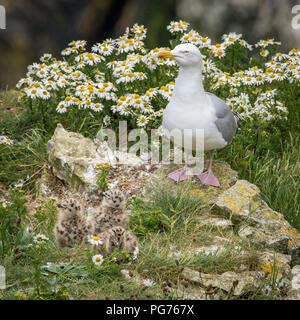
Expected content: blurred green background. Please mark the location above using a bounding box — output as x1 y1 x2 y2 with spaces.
0 0 299 88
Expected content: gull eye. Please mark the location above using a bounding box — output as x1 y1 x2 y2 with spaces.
183 50 190 54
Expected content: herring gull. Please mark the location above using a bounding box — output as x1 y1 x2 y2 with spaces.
158 43 239 187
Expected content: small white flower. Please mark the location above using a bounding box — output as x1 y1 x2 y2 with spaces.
143 279 156 287
103 115 111 126
56 102 68 114
88 236 103 246
0 200 8 208
12 179 25 188
40 53 52 63
132 246 139 260
167 20 189 33
137 115 149 127
260 49 269 57
92 254 104 266
33 234 49 243
0 136 14 145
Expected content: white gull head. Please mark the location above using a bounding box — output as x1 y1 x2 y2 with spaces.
170 43 203 69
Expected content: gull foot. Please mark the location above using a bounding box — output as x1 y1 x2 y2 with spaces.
167 168 192 182
197 169 220 187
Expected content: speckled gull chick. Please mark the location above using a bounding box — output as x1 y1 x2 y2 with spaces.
158 43 239 187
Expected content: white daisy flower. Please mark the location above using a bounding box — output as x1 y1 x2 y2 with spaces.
181 30 202 46
117 38 135 54
56 102 68 113
239 39 252 50
260 49 269 57
56 78 68 88
242 76 255 85
61 47 74 56
33 234 49 243
39 89 51 100
0 136 14 145
222 32 242 44
103 115 111 126
88 236 103 246
167 20 189 33
40 53 52 63
68 40 87 49
92 254 104 266
24 87 42 99
143 279 156 287
94 72 105 82
253 75 265 85
0 200 8 208
137 115 149 127
91 103 104 112
131 24 147 40
136 72 147 81
16 77 33 89
92 41 115 56
119 106 131 116
75 52 105 66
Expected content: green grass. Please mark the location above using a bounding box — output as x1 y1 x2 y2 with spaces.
0 88 299 229
217 127 300 230
0 185 283 300
0 89 298 300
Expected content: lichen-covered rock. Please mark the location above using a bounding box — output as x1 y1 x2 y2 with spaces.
291 265 300 291
214 180 261 222
47 124 145 193
47 124 101 193
287 265 300 300
183 268 261 296
195 215 233 230
212 180 300 253
258 251 291 279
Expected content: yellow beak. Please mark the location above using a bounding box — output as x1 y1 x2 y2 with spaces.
157 50 176 59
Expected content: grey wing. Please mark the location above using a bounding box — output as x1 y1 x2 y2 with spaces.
206 92 238 144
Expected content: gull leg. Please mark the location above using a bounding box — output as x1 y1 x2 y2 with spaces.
197 150 220 187
167 152 191 182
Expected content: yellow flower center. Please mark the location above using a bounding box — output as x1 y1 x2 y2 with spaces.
266 67 273 73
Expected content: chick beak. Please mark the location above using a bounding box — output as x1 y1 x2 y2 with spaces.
157 50 176 59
